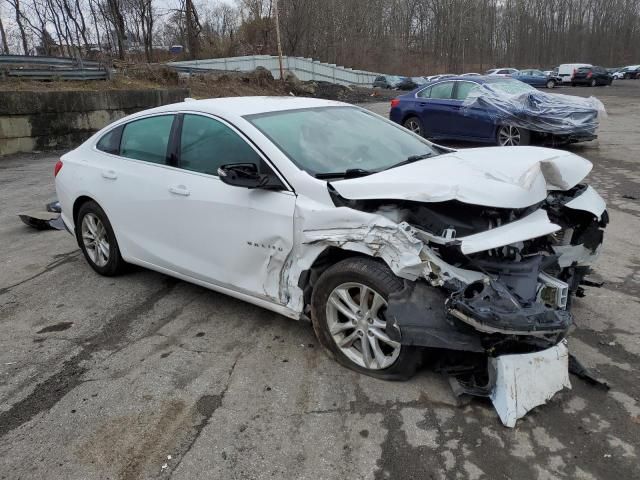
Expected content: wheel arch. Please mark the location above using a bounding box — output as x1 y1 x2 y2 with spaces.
297 247 384 317
401 111 422 126
72 195 97 226
72 196 126 257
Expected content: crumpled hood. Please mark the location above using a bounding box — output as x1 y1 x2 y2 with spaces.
331 146 593 209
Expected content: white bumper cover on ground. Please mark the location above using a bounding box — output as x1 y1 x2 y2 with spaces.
490 340 571 427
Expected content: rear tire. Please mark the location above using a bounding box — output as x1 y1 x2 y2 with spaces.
310 257 421 380
76 201 126 276
496 125 531 146
403 116 423 137
546 79 555 89
590 79 597 87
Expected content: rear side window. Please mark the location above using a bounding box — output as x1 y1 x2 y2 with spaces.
453 82 480 100
96 126 122 155
429 82 454 99
120 115 175 164
179 114 262 176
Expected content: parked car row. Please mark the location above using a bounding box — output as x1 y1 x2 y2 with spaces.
610 65 640 79
376 61 638 91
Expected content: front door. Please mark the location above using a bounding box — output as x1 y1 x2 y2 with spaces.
162 113 296 302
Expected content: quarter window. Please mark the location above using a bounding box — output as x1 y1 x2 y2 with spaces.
96 126 122 155
417 86 431 98
179 114 262 176
120 115 175 164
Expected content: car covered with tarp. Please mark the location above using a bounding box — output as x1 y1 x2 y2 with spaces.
390 76 605 146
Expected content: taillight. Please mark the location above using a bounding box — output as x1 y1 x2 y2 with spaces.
390 98 400 108
587 71 593 78
54 159 63 177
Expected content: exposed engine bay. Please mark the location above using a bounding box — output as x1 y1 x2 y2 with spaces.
330 182 607 346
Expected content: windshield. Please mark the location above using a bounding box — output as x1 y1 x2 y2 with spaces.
246 107 437 177
485 78 536 94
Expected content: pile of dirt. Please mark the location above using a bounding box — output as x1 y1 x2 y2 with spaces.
299 81 396 103
0 65 397 104
186 68 288 98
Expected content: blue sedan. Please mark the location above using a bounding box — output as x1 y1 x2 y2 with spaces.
512 69 558 88
389 76 599 146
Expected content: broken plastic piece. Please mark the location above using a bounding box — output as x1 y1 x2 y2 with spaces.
490 340 571 427
18 200 65 231
386 281 484 352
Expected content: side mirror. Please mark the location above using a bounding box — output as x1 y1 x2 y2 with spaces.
217 163 284 190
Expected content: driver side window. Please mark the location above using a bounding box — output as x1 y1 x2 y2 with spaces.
179 114 262 176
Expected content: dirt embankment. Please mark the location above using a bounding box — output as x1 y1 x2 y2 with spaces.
0 64 396 104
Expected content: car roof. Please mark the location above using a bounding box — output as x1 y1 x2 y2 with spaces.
121 96 350 119
422 75 504 84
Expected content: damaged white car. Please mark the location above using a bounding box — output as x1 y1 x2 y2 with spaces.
56 97 607 426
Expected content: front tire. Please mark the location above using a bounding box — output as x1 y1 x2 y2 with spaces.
403 116 423 137
76 201 126 276
496 125 531 146
546 79 555 89
311 257 421 380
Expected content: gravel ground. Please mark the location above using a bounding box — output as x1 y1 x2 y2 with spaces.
0 80 639 480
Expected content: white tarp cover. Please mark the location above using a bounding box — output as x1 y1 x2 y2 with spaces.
490 340 571 427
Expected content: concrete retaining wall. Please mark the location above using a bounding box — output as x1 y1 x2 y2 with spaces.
0 88 190 156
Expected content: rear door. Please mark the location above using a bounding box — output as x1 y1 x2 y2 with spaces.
91 113 184 269
450 80 495 141
414 81 458 138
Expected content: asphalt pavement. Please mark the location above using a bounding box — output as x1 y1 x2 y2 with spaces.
1 81 639 479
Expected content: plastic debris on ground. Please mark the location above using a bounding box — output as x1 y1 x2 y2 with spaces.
18 200 65 231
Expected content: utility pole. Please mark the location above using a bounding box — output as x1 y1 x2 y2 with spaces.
273 0 284 82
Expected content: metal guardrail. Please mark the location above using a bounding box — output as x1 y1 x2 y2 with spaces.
0 55 108 80
3 68 108 80
0 54 102 68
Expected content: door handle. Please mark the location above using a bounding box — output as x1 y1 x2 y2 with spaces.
101 170 117 180
169 185 190 196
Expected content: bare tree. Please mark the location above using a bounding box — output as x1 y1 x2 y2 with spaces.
184 0 201 58
6 0 30 54
0 10 10 54
107 0 127 59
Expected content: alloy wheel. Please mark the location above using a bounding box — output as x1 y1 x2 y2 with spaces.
546 80 555 89
81 213 110 267
498 125 521 146
404 118 422 135
325 282 401 370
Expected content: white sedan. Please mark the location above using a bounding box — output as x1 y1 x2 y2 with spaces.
56 97 607 404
